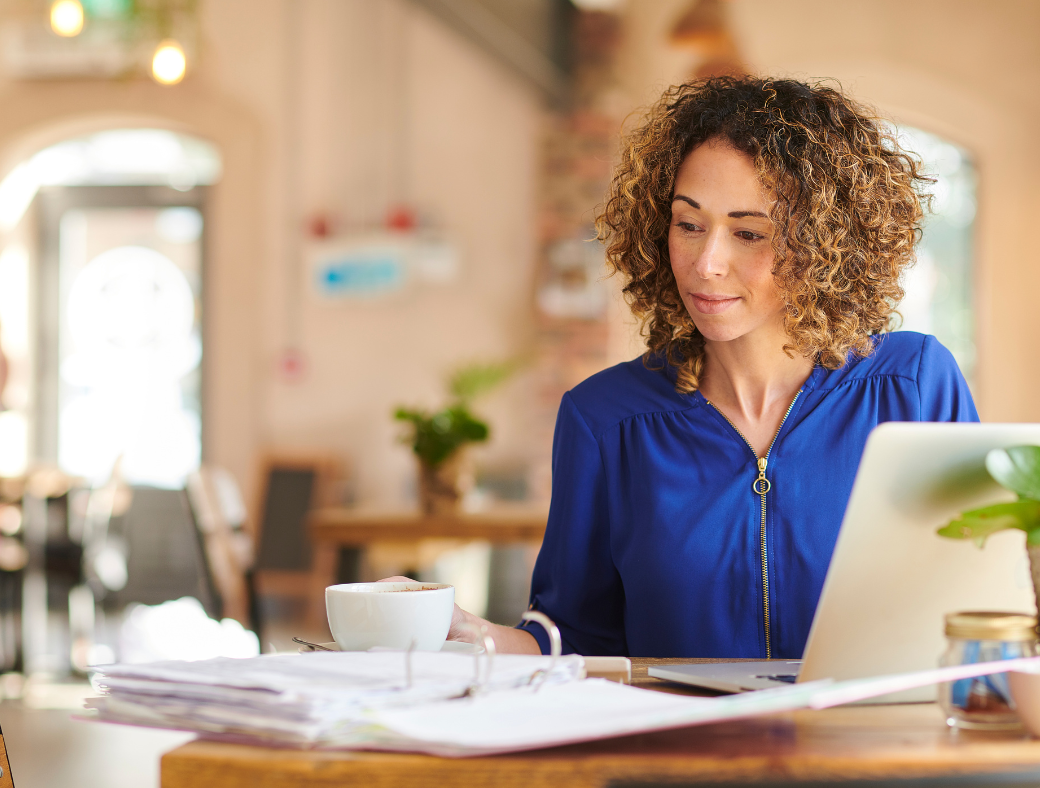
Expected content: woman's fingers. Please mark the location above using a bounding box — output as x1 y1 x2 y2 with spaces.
447 604 475 642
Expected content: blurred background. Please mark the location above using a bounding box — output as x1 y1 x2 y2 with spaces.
0 0 1032 784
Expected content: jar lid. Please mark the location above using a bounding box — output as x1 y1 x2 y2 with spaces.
944 611 1038 641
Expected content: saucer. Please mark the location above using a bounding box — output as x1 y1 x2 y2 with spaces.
441 641 485 655
297 640 484 655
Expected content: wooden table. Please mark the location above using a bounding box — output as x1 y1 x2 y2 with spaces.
160 659 1040 787
309 506 549 545
0 731 13 788
305 507 548 621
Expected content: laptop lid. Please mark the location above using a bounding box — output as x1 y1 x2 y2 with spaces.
798 422 1040 701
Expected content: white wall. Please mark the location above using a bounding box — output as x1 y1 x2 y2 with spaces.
255 1 543 505
0 0 545 511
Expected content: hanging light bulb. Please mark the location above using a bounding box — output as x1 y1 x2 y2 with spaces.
50 0 84 37
152 40 187 85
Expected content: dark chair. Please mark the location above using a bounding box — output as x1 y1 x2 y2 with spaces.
109 486 219 617
249 454 345 646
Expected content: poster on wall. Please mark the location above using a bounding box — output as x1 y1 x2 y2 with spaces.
307 234 460 301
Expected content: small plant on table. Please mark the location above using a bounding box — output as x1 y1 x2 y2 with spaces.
394 362 513 515
938 446 1040 609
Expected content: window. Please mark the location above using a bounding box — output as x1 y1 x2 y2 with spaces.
896 126 978 383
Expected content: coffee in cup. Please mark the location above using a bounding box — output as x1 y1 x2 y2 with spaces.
325 582 455 651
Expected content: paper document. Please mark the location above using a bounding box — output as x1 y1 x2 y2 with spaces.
89 651 583 746
86 652 1040 757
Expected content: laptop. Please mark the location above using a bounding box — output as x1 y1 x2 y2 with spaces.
649 422 1040 702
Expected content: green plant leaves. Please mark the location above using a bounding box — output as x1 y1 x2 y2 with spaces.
985 446 1040 500
937 499 1040 547
395 360 514 467
938 445 1040 615
938 445 1040 546
393 405 489 468
448 362 516 403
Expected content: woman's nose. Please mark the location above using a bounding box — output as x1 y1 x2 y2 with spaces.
691 230 729 278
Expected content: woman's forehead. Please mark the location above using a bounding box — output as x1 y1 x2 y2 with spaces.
673 141 770 215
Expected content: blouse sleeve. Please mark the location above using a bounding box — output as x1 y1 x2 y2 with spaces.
517 392 628 656
917 334 980 423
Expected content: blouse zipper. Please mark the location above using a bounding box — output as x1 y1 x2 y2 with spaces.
707 391 802 659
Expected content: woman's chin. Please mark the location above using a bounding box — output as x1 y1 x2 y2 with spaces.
690 309 787 345
691 321 748 344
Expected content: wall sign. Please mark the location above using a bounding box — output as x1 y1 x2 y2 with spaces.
308 234 460 300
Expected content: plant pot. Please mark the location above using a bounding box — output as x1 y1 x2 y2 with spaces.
418 454 463 516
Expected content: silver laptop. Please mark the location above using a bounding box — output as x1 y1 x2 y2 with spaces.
649 422 1039 702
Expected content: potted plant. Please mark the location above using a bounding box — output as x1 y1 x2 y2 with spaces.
938 446 1040 733
394 362 513 515
937 445 1040 610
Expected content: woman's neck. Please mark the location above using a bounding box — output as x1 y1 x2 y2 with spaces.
697 324 814 456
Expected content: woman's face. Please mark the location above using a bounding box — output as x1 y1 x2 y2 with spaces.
668 140 785 344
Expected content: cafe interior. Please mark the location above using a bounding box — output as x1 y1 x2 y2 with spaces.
0 0 1036 785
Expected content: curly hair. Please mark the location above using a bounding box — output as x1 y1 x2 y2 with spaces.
596 76 932 393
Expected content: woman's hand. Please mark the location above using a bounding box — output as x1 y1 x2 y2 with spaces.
375 575 542 654
448 602 482 643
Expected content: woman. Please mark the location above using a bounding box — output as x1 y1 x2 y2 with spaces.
431 76 976 658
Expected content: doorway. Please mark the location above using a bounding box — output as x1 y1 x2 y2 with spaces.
0 128 222 677
0 127 220 485
36 184 206 487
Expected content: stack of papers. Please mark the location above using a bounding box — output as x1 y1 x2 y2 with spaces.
88 651 584 748
86 652 1040 757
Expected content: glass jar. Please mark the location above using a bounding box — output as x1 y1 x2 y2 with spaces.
938 611 1038 730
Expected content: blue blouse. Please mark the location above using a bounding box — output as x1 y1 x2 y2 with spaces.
519 332 978 659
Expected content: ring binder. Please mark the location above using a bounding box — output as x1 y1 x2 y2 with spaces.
520 610 562 691
403 639 416 690
475 626 496 686
454 623 497 697
295 613 566 697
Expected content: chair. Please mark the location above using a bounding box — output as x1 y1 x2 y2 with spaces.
108 487 219 616
250 454 345 644
185 467 253 626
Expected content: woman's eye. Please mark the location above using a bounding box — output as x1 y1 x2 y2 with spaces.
735 230 764 243
675 221 701 233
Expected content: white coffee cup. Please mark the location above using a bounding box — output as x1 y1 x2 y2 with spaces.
325 582 455 651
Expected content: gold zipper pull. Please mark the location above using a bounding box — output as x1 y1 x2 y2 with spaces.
753 457 771 495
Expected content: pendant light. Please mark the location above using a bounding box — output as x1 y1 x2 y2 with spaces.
152 39 187 85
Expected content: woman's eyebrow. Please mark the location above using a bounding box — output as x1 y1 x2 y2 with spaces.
672 194 768 219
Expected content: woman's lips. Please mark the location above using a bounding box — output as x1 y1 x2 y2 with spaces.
689 293 740 315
